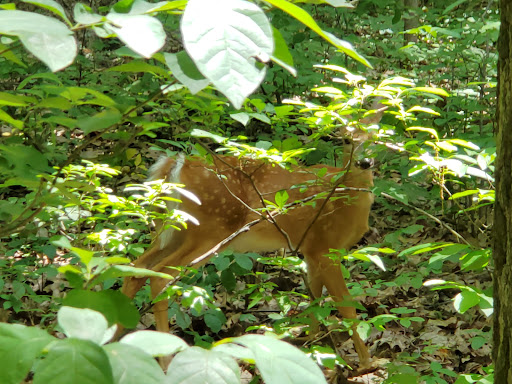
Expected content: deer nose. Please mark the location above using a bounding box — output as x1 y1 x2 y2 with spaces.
356 158 374 169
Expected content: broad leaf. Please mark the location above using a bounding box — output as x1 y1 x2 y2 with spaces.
105 13 165 58
181 0 274 109
227 334 327 384
0 41 26 66
33 339 113 384
95 264 175 284
271 27 296 76
76 108 122 134
74 3 103 25
22 0 72 26
164 51 210 94
109 60 171 79
63 289 140 328
0 10 76 71
121 330 188 356
105 343 165 384
263 0 370 67
58 306 108 345
165 347 240 384
0 324 54 384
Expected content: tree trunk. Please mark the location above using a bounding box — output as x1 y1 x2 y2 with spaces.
493 1 512 381
403 0 419 44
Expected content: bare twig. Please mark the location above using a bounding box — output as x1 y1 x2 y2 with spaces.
380 192 471 245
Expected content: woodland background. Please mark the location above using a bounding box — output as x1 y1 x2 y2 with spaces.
0 0 497 383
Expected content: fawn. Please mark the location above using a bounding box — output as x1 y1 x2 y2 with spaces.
120 108 382 368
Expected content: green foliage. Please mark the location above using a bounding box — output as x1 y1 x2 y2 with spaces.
0 0 497 382
0 307 328 384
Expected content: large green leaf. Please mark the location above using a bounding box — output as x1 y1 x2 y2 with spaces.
0 41 26 66
165 347 240 384
0 10 77 71
33 339 113 384
22 0 72 26
263 0 371 67
62 289 140 328
109 60 171 79
181 0 274 109
58 307 109 345
164 51 210 94
120 330 188 357
74 3 103 25
95 264 175 284
271 27 296 76
224 334 327 384
0 324 54 384
76 108 122 134
104 343 165 384
105 13 165 58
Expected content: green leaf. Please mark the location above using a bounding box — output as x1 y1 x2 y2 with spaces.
220 269 237 291
108 60 170 79
0 144 53 180
0 324 54 384
33 339 113 384
0 108 23 129
190 128 228 144
234 254 253 270
453 290 480 314
120 330 188 357
22 0 72 26
165 347 240 384
204 309 227 333
435 140 458 152
150 0 188 12
274 190 289 208
181 0 274 109
76 108 122 134
58 307 108 345
406 126 439 140
230 112 251 126
0 41 25 66
263 0 370 67
74 3 103 24
470 336 487 350
70 247 95 267
411 86 450 97
0 10 77 71
227 334 327 384
95 265 174 284
164 51 210 94
406 106 440 116
460 249 490 271
443 0 469 15
63 289 140 328
324 0 355 6
122 0 170 14
105 13 165 58
0 92 33 106
271 27 296 76
104 343 165 384
450 189 480 200
448 138 480 150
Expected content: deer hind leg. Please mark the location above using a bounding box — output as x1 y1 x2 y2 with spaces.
150 276 171 334
304 251 371 368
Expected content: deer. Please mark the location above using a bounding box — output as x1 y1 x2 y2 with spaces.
119 106 383 370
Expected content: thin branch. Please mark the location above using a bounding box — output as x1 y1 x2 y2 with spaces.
152 185 371 299
380 192 471 245
1 84 175 239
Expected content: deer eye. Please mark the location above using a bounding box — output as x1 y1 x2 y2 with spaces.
343 138 352 145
